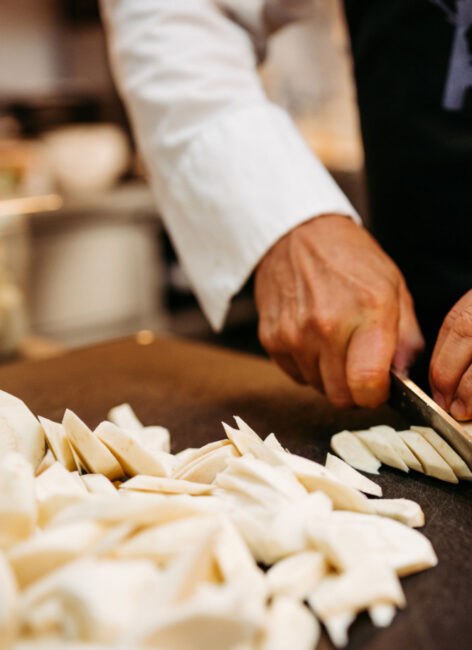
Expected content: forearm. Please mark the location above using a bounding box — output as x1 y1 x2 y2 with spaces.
100 0 360 329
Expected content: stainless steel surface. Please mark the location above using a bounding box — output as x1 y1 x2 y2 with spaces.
389 368 472 468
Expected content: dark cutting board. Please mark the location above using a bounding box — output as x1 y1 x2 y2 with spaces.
1 335 470 650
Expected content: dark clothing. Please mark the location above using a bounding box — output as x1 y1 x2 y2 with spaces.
344 0 472 387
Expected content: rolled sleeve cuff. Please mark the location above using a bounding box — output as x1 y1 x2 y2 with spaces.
149 103 361 330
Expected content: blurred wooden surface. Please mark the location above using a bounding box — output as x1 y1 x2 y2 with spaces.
0 335 470 650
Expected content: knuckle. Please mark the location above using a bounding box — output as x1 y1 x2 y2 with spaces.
278 320 302 353
361 285 396 313
453 306 472 339
315 314 337 340
258 322 276 353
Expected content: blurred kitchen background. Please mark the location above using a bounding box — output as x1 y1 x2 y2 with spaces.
0 0 366 363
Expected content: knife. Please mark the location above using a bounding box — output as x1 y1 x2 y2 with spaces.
389 368 472 467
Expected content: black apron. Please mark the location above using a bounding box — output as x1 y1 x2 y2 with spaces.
344 0 472 387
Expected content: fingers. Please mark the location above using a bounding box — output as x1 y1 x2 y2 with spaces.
346 319 397 408
271 352 307 386
430 290 472 410
449 364 472 419
292 349 323 391
318 345 353 408
393 283 424 373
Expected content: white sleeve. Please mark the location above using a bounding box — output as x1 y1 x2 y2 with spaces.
100 0 361 330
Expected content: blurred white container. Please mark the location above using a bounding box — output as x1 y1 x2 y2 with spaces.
42 123 130 195
29 183 167 346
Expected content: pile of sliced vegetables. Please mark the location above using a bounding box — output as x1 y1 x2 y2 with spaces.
0 389 447 649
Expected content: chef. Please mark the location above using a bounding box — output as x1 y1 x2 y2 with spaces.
100 0 472 419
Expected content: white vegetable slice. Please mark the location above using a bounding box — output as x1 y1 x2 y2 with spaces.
0 413 16 458
107 403 142 430
126 582 261 650
174 448 200 468
80 474 118 496
308 511 437 577
8 521 104 588
330 430 381 474
215 472 289 512
0 549 18 649
177 446 239 484
12 639 116 650
35 449 56 476
308 560 405 619
137 426 171 455
213 518 266 596
325 453 382 497
266 493 333 560
20 598 62 638
0 390 45 471
120 475 213 496
53 493 217 528
113 516 216 567
35 462 88 526
368 602 396 627
398 431 458 483
0 452 36 549
22 558 160 644
263 433 285 452
411 425 472 480
233 416 264 442
62 411 124 481
38 417 75 472
221 423 262 457
266 551 327 600
274 451 374 514
356 431 410 472
68 444 88 475
229 510 290 566
94 421 169 478
173 440 233 478
369 425 424 473
258 596 320 650
372 498 425 528
224 456 307 502
323 611 355 648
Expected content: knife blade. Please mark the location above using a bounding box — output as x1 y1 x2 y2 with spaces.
389 368 472 467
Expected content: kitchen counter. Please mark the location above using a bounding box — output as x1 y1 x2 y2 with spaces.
1 335 470 649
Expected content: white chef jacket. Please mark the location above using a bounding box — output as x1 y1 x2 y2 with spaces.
100 0 360 330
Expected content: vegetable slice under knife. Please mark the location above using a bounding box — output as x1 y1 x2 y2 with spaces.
330 431 381 474
398 431 458 483
369 425 424 473
356 431 409 472
411 425 472 480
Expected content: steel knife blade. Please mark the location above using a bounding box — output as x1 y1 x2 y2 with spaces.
389 368 472 467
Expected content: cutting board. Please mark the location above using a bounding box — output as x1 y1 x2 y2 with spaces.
1 335 470 650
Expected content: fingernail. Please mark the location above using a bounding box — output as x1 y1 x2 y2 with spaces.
433 392 446 410
451 398 467 420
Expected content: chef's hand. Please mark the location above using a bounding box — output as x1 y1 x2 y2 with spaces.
430 290 472 420
254 214 424 408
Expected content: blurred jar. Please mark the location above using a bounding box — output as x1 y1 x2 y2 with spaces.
42 123 130 196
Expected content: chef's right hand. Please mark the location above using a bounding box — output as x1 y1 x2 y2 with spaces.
254 214 424 408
